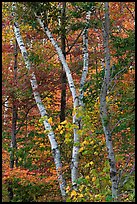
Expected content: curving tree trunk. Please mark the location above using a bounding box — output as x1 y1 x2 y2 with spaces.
100 2 118 200
12 2 66 200
36 10 91 190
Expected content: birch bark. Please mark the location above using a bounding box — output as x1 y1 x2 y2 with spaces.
100 2 118 199
36 10 91 189
10 39 18 169
12 2 66 200
71 11 91 189
79 11 91 106
3 96 9 126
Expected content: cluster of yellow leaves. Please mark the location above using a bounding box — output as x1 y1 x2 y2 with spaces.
42 96 52 109
56 120 67 135
67 182 107 202
84 161 94 168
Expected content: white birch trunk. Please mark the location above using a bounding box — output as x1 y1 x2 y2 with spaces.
36 17 79 189
36 10 91 190
100 2 117 199
71 11 91 189
3 96 9 125
12 3 66 199
36 16 79 188
36 16 77 107
79 11 91 106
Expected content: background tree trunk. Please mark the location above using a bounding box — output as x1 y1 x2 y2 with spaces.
100 2 118 200
36 10 91 190
8 39 18 202
10 39 18 169
60 2 67 123
12 3 66 199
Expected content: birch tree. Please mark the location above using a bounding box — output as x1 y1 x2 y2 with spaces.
35 8 91 190
10 39 18 169
12 2 66 200
100 2 118 200
3 96 9 126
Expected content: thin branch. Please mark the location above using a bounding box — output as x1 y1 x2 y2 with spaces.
108 68 127 93
118 162 135 189
110 114 133 134
66 29 84 55
122 163 135 185
117 153 135 186
124 3 135 20
2 104 12 109
16 104 36 134
110 118 127 134
110 67 127 84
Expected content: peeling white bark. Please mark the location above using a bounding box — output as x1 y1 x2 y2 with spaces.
71 11 91 188
3 96 9 125
36 16 77 107
79 11 91 106
12 2 66 199
36 16 80 188
36 11 91 189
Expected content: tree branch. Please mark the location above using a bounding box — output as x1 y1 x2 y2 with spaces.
124 3 135 20
66 29 84 55
16 104 36 134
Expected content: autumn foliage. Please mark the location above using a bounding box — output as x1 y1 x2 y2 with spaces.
2 2 135 202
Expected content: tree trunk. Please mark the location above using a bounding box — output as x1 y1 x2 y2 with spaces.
79 11 91 106
3 96 9 126
12 3 66 199
71 11 91 189
60 2 67 123
10 39 18 169
8 38 18 203
36 10 91 190
100 2 118 200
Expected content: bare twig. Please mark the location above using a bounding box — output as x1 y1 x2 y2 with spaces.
117 153 135 187
124 3 135 20
66 29 84 55
111 118 126 134
122 163 135 186
16 104 36 134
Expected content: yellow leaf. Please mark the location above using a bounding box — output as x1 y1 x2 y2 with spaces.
71 190 77 197
90 161 94 165
48 117 53 124
85 163 90 168
38 123 43 127
79 194 84 198
40 144 45 148
60 120 67 125
79 147 84 152
94 151 98 156
44 129 50 134
60 130 64 134
85 175 90 180
90 141 94 145
92 177 96 182
82 140 88 145
58 125 62 130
